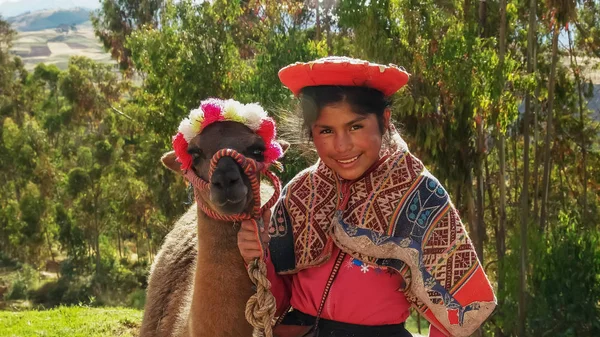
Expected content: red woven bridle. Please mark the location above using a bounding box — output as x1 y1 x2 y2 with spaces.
182 148 281 223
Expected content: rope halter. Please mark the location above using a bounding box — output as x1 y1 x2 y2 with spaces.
183 148 281 222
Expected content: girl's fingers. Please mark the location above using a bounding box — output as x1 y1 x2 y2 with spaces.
237 211 273 263
260 231 271 244
261 210 272 232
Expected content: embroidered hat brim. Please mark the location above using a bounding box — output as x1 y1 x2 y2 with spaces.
278 56 410 97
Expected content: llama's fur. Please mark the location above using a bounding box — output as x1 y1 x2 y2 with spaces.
141 184 275 337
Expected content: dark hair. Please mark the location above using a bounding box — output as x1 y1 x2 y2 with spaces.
299 86 391 138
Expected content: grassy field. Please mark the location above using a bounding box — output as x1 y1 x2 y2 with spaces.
10 21 114 71
0 308 427 337
0 306 428 337
0 306 142 337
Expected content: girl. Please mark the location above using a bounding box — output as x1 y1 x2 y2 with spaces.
238 57 496 337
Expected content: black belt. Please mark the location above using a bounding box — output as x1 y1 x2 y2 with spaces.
280 310 413 337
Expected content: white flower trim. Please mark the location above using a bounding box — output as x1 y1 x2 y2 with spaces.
179 118 199 142
242 103 268 130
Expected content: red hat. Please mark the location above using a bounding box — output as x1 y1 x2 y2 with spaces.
278 56 410 97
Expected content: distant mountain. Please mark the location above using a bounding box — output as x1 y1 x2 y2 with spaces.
7 8 92 32
0 0 99 18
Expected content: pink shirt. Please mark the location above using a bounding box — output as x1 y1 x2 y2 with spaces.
266 245 447 336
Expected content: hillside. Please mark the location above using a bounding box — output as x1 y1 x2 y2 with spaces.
9 21 114 71
7 8 92 32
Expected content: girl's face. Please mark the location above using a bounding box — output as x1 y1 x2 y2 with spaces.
311 101 389 180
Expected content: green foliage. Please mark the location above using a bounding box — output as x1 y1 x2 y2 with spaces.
126 0 247 135
237 2 327 109
55 205 86 262
528 213 600 336
0 251 18 267
67 168 91 197
94 140 114 165
93 253 139 292
29 255 147 308
19 183 46 241
4 264 39 301
278 147 316 185
92 0 163 71
126 288 146 310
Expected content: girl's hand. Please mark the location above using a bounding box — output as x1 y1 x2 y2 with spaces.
237 210 271 265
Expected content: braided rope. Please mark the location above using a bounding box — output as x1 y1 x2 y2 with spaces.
247 169 280 337
244 230 277 337
183 149 280 337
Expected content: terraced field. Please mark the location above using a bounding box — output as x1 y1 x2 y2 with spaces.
10 22 114 71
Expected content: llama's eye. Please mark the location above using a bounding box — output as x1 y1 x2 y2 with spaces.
247 148 264 161
189 149 204 163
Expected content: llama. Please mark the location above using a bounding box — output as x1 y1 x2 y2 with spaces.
140 101 287 337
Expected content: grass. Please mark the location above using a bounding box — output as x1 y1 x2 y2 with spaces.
0 306 427 337
405 312 430 337
0 306 142 337
0 301 428 337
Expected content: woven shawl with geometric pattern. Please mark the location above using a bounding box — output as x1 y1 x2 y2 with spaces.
268 143 496 337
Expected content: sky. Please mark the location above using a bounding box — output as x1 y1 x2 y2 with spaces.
0 0 101 18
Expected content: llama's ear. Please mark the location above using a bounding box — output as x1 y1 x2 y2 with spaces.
161 151 183 174
278 140 290 155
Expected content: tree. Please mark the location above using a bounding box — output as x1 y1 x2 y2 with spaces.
126 0 246 135
58 57 126 273
92 0 163 72
494 0 508 336
539 0 576 231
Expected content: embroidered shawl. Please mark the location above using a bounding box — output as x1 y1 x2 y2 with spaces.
268 144 496 337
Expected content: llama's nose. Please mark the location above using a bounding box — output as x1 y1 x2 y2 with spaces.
210 157 243 191
211 170 241 189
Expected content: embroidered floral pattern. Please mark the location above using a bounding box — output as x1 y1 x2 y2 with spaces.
346 258 387 275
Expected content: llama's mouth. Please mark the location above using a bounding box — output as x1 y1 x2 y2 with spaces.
211 194 250 215
213 197 245 207
209 183 249 213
